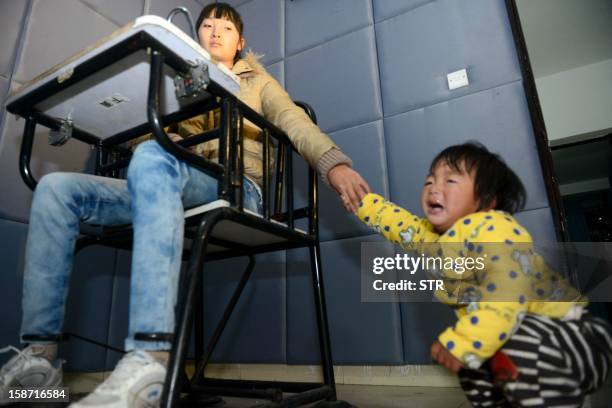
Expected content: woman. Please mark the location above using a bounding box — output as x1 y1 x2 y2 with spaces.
0 3 370 407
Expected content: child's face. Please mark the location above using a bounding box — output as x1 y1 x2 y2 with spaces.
420 161 481 233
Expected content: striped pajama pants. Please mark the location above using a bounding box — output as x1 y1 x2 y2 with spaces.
458 313 612 407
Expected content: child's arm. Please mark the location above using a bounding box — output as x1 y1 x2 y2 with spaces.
356 193 439 248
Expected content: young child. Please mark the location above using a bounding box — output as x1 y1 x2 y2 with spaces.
357 142 612 407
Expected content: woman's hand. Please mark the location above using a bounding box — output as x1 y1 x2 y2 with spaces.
328 164 371 213
430 340 464 374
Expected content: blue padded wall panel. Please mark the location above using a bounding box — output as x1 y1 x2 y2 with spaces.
0 77 9 127
0 113 94 222
237 0 283 65
401 302 455 364
13 0 118 83
81 0 145 26
286 26 382 133
196 0 250 7
286 235 403 364
515 207 557 243
0 0 28 77
376 0 522 117
285 0 372 56
104 250 131 369
266 60 284 88
0 218 28 363
201 251 286 363
384 81 549 215
60 245 117 372
293 120 389 242
373 0 434 23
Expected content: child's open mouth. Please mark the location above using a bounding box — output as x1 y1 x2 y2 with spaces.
427 200 444 214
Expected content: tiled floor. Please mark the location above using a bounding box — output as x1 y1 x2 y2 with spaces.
60 370 612 407
221 382 612 407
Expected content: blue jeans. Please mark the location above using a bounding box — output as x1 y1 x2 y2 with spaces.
20 140 262 351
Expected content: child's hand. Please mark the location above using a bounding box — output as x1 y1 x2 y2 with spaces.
430 340 464 374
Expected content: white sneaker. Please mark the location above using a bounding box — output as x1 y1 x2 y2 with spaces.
0 345 63 405
70 350 166 408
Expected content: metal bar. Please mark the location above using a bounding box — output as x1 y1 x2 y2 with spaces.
309 243 336 397
94 141 104 175
218 98 232 200
504 0 568 241
308 168 318 237
189 384 282 402
286 146 294 229
236 107 245 211
205 82 298 151
161 211 225 408
194 270 204 376
274 144 286 217
102 97 219 147
19 117 38 191
197 378 324 394
257 386 334 408
192 255 256 384
178 128 221 148
147 49 225 179
64 333 125 354
263 129 270 220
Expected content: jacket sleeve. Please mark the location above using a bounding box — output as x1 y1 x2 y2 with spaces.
356 193 440 248
259 76 348 172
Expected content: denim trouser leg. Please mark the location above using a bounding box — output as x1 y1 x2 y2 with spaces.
21 173 132 343
21 140 261 352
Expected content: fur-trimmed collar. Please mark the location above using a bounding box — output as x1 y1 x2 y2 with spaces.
232 51 266 77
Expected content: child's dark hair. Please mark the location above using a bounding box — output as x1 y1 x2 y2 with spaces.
196 2 244 63
430 142 526 214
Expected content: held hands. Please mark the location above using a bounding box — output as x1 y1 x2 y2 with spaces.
430 340 464 374
328 164 371 213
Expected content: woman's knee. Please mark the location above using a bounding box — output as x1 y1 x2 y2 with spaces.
35 172 76 200
128 140 180 186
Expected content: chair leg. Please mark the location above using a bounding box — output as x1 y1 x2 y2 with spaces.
309 243 337 399
161 211 224 408
192 255 256 384
194 272 204 377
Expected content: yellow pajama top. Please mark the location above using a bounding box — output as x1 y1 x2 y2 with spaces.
357 193 584 369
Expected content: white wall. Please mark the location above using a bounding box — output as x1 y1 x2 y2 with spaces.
536 58 612 145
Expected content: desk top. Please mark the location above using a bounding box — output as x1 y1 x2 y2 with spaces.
6 15 240 140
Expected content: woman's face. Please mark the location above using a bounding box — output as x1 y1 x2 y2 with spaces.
198 16 244 69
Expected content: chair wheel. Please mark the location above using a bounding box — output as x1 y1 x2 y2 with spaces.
313 400 356 408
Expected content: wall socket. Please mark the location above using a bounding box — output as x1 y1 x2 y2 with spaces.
447 69 469 90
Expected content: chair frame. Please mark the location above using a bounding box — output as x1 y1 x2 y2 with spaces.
8 37 343 407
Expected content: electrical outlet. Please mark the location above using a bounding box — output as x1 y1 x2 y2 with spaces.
447 69 469 90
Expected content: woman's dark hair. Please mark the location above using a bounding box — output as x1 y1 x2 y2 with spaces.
196 2 244 63
429 142 527 214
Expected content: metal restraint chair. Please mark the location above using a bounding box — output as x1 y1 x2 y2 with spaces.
6 16 350 408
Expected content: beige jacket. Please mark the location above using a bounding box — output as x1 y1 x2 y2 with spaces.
146 52 351 185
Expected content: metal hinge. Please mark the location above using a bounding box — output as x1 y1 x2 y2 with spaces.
174 61 210 99
48 116 73 146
